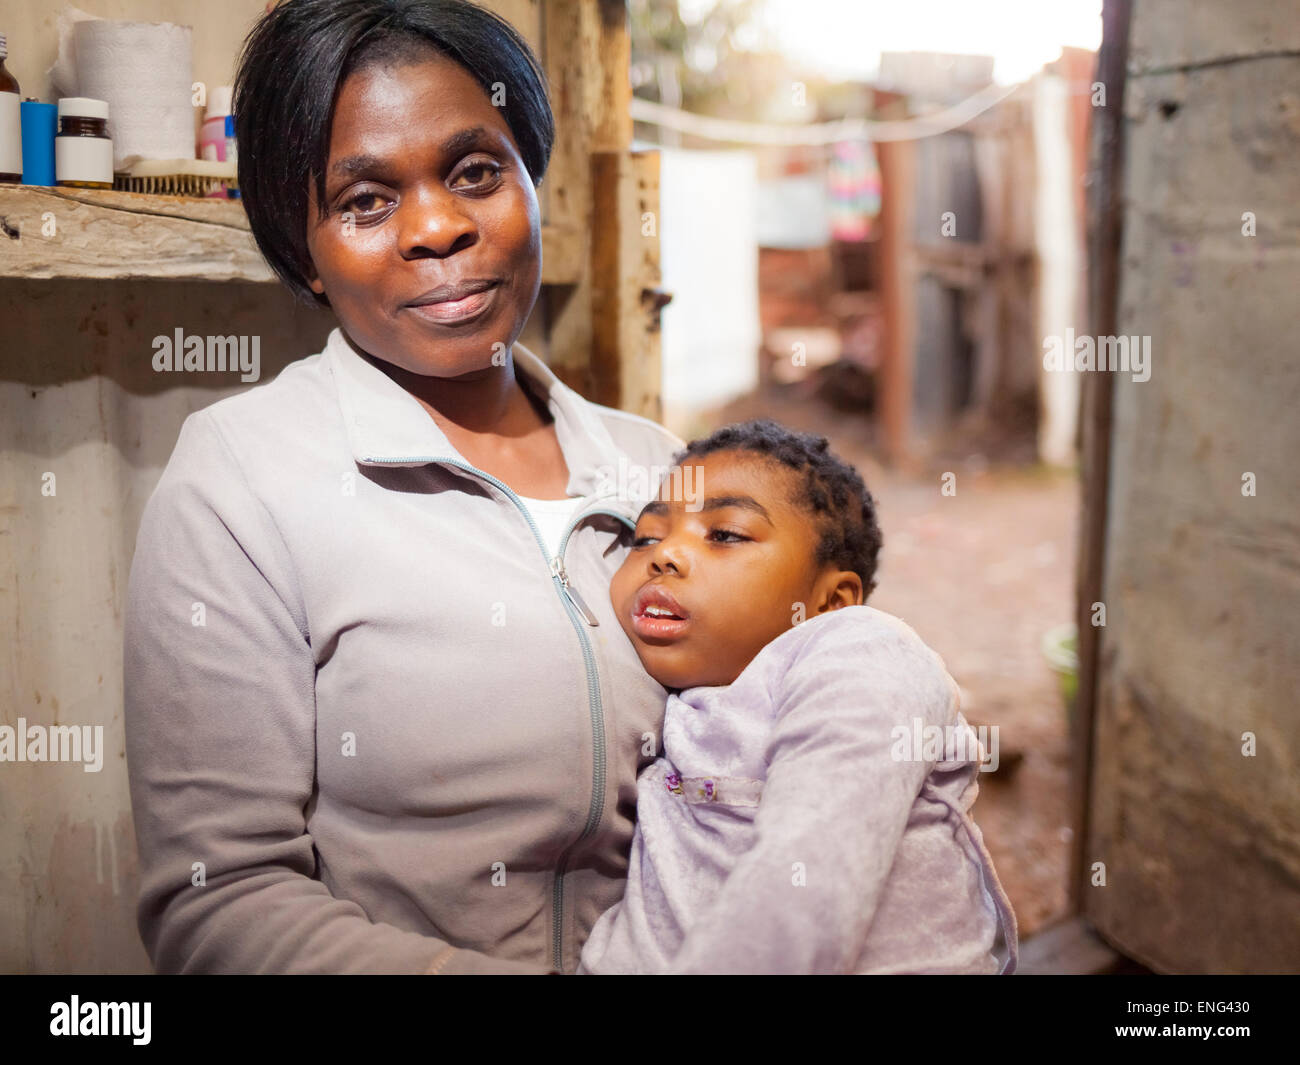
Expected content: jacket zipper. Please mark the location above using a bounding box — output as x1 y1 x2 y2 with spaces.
546 507 638 970
365 456 634 972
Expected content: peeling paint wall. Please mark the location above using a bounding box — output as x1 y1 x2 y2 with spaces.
0 278 334 971
1085 0 1300 972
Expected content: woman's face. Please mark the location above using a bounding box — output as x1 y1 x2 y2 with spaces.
305 53 542 377
609 451 864 690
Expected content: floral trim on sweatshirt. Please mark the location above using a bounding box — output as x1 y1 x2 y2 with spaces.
664 771 764 807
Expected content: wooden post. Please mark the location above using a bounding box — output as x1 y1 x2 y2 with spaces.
543 0 663 418
877 127 916 466
1070 0 1131 914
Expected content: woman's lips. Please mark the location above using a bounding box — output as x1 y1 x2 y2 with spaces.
405 283 498 325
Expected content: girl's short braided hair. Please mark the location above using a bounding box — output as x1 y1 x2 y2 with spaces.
672 418 883 599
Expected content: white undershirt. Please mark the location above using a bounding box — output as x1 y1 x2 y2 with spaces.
514 493 586 560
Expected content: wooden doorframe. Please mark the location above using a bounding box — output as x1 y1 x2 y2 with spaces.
1069 0 1131 914
540 0 665 420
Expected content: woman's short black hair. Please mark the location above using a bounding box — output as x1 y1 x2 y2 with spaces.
673 418 884 599
232 0 555 308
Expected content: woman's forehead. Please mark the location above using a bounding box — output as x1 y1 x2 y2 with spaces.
327 56 512 157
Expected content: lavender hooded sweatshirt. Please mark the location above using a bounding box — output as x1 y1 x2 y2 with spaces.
578 605 1018 974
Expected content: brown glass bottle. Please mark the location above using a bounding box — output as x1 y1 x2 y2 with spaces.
0 33 22 183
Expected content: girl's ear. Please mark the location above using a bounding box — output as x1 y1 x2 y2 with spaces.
816 570 864 613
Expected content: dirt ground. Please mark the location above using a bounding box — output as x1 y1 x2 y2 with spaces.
691 384 1079 937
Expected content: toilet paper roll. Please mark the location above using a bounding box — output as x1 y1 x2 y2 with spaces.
73 20 194 170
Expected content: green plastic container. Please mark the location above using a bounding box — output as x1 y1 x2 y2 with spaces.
1042 623 1078 726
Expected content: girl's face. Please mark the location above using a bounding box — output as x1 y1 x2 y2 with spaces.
304 53 542 377
610 451 863 690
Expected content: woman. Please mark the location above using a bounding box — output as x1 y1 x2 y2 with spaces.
123 0 681 974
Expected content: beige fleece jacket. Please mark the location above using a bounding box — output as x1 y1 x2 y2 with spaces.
123 326 683 974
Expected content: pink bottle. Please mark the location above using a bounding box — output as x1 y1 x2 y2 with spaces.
198 85 232 162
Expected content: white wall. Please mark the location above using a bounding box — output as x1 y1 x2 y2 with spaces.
653 146 761 437
1032 70 1082 467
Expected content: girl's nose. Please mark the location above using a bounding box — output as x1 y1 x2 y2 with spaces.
649 536 687 577
398 186 478 259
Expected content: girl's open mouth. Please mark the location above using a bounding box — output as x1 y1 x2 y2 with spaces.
632 611 690 640
631 584 691 641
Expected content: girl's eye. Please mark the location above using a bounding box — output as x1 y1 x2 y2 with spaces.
708 528 750 543
632 528 749 547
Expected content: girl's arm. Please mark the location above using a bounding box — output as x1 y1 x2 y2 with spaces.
665 611 961 974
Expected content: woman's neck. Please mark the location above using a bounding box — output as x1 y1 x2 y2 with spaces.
363 349 552 440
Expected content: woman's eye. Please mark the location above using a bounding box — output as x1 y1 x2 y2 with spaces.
452 160 502 189
631 535 660 548
341 191 388 217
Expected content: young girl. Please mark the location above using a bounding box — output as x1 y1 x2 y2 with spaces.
577 419 1017 975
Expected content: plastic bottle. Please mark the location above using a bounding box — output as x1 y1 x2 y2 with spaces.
224 113 240 199
198 85 233 162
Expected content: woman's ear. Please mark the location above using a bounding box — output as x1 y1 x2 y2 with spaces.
304 254 323 295
304 262 330 307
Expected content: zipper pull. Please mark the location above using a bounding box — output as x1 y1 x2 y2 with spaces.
551 556 600 626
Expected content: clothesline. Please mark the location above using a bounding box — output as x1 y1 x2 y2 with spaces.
628 79 1028 146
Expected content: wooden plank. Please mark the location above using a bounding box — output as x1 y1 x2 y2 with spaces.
539 224 585 286
912 240 988 289
588 0 633 152
0 185 272 282
540 0 596 392
542 0 652 406
590 149 663 420
877 129 917 466
1071 0 1131 915
1016 915 1145 975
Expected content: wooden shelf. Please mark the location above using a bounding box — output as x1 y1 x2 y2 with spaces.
0 184 585 285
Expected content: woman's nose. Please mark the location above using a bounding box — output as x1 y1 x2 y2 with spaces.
398 186 478 258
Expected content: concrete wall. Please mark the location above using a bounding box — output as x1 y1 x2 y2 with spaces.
1085 0 1300 972
0 278 333 972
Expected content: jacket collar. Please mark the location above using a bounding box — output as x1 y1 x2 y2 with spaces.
324 326 642 517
